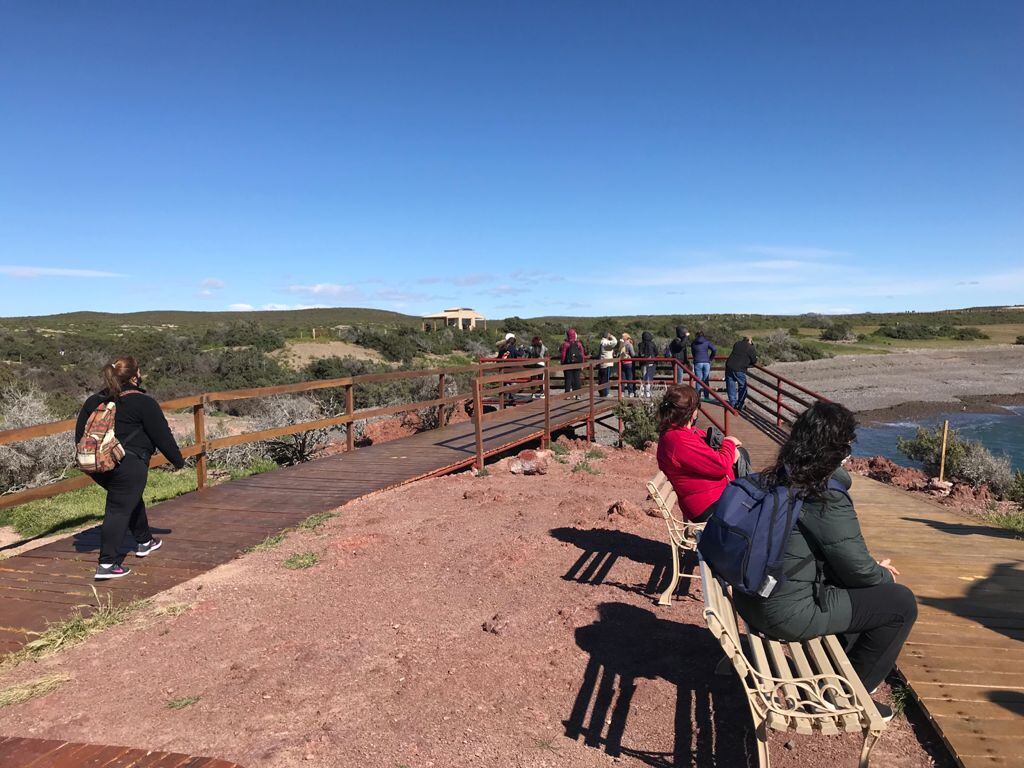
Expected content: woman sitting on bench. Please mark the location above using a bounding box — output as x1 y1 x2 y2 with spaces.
656 385 747 522
733 402 917 720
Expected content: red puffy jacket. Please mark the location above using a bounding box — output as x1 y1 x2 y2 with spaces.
656 426 737 521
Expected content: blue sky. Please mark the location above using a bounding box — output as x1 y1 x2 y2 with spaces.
1 2 1021 319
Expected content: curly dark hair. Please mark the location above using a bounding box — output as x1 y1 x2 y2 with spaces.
761 401 857 496
657 385 699 434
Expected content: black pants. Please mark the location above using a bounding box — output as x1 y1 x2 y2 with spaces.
842 583 918 692
92 455 152 565
598 366 611 397
565 369 582 393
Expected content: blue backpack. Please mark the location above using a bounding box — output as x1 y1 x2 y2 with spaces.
697 474 848 598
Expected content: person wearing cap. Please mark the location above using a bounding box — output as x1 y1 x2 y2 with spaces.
498 332 521 359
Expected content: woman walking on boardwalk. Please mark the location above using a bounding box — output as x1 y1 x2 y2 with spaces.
75 356 184 580
732 402 916 719
637 331 659 398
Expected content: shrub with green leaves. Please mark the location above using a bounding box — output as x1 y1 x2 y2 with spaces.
897 426 1012 495
615 399 659 450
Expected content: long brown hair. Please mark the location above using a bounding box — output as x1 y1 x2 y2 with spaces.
102 356 140 397
761 402 858 496
657 385 699 434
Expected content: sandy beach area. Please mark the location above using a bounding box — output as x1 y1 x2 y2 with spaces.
773 344 1024 418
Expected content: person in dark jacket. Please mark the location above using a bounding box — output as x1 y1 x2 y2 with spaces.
75 356 184 580
690 331 716 400
637 331 659 398
559 329 586 395
724 336 757 410
733 403 916 718
666 326 689 384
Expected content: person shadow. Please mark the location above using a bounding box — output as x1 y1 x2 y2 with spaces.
550 527 695 600
73 526 173 554
565 601 754 767
902 516 1024 541
919 561 1024 646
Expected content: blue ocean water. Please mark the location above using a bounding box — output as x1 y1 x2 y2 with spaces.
854 406 1024 471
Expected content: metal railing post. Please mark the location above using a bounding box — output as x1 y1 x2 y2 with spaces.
775 377 783 429
473 375 485 470
543 364 551 449
192 396 207 490
345 383 356 452
437 372 447 427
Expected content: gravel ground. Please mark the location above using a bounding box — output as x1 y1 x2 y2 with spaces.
773 345 1024 413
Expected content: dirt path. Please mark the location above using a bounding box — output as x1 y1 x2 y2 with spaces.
0 447 946 768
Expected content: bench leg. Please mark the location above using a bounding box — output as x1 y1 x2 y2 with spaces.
859 729 882 768
658 543 681 606
747 701 771 768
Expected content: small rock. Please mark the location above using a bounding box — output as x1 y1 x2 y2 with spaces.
608 500 643 521
783 740 795 750
482 613 510 635
509 449 549 476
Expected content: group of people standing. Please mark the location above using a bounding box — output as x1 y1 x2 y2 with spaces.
499 326 759 408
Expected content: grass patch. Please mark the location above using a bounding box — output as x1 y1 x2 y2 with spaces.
245 532 287 553
154 603 190 618
0 674 69 708
2 588 147 669
572 460 600 475
890 683 912 718
0 468 197 540
584 447 605 460
551 443 570 457
283 552 319 570
226 457 279 480
298 511 336 531
986 509 1024 536
166 695 201 710
475 468 490 478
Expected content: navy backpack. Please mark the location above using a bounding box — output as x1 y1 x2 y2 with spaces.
697 473 849 598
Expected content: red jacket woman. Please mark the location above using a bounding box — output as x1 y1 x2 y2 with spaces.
656 385 743 521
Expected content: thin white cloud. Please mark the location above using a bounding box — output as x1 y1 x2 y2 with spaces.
199 277 225 297
285 283 357 297
0 265 126 278
741 245 849 260
228 303 254 311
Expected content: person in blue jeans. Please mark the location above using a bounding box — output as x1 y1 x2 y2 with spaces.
690 330 716 400
725 336 757 410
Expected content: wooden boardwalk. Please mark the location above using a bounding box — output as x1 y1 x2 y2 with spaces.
0 737 244 767
0 396 613 653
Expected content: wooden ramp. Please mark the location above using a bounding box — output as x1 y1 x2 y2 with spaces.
0 396 613 653
0 736 244 767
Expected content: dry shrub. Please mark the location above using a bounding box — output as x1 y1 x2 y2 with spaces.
0 385 72 495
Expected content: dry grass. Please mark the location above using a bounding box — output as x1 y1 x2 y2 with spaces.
0 674 70 708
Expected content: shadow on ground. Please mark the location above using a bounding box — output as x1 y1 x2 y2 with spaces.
550 527 698 601
919 562 1024 645
901 517 1024 541
565 601 754 767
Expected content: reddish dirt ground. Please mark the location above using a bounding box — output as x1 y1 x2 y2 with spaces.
0 445 948 768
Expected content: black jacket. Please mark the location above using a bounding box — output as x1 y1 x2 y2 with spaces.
666 325 689 364
76 389 185 469
725 339 758 372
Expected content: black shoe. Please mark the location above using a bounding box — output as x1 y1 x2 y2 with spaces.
872 699 895 723
135 538 163 557
95 563 131 580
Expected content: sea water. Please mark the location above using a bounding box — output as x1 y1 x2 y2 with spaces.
854 406 1024 471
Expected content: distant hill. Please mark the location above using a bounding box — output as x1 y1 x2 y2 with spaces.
0 307 421 330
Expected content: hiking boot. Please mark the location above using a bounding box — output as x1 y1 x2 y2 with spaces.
95 563 131 580
872 699 895 723
135 538 163 557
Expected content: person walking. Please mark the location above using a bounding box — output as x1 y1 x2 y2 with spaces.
732 402 916 719
618 333 637 396
725 336 757 410
560 328 586 395
528 335 548 362
666 326 690 384
598 332 617 398
690 330 716 400
75 356 184 580
637 331 659 398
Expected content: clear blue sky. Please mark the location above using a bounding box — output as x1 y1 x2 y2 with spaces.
1 1 1021 318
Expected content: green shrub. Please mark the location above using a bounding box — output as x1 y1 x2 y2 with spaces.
897 426 1012 494
755 330 833 364
819 322 855 341
1004 470 1024 504
1015 336 1024 345
615 399 659 450
283 552 319 570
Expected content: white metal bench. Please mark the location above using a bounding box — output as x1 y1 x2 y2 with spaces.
698 554 887 768
646 471 704 606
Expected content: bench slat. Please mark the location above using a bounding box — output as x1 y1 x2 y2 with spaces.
822 635 886 732
804 638 863 733
745 631 792 731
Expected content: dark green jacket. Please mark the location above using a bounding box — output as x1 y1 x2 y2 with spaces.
734 468 892 640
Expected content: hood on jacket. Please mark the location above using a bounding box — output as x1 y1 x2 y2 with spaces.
641 331 653 342
675 325 688 339
566 329 578 342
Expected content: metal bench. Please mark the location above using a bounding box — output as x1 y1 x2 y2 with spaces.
646 471 704 605
697 554 887 768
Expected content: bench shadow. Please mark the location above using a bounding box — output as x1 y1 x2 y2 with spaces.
919 562 1024 645
901 517 1024 541
550 527 694 600
565 601 754 767
987 689 1024 717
